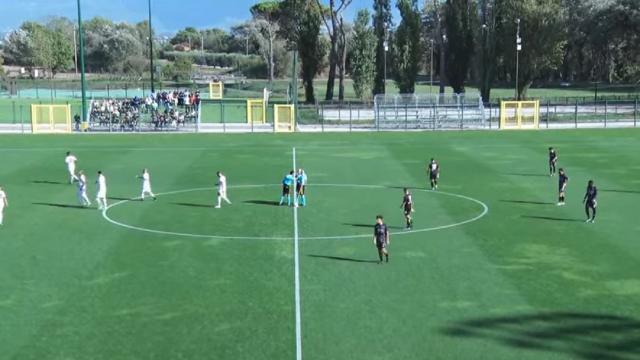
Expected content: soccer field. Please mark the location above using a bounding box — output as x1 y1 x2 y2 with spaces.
1 130 639 360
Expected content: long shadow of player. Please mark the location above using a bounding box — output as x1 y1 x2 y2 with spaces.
502 173 549 177
31 180 66 185
441 312 640 359
307 254 379 264
172 202 213 208
521 215 584 222
344 223 404 230
33 202 90 210
601 189 640 195
243 200 280 206
501 200 555 205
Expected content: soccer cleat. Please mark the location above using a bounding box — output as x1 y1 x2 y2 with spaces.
215 205 221 209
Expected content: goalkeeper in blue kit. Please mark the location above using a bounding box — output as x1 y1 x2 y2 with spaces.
279 171 295 206
296 169 308 207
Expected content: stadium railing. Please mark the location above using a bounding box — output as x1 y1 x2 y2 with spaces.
1 98 639 133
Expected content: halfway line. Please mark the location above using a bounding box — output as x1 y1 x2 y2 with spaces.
292 147 302 360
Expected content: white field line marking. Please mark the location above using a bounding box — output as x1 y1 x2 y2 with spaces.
292 147 303 360
102 184 489 240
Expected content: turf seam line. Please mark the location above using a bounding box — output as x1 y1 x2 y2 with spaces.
293 147 303 360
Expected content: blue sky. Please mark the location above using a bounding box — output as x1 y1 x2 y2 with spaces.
0 0 384 34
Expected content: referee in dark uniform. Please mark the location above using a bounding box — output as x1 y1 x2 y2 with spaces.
548 147 558 176
583 180 598 223
373 215 390 263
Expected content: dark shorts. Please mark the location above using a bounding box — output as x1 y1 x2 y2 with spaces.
297 185 305 195
430 173 438 180
559 184 566 192
586 200 597 208
404 206 412 216
282 185 290 195
376 241 387 250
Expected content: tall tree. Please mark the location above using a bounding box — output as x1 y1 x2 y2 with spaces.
250 1 282 83
279 0 325 103
393 0 422 93
476 0 502 102
315 0 353 100
2 21 72 77
444 0 475 93
373 0 392 95
498 0 566 99
351 9 377 100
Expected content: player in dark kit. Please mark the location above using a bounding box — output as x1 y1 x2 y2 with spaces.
557 168 569 206
428 158 440 190
583 180 598 223
400 188 414 230
548 147 558 176
373 215 390 263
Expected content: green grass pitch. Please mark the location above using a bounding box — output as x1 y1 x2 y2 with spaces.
1 130 639 360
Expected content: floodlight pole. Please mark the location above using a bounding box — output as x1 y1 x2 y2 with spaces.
515 18 521 100
76 0 88 123
290 0 298 119
148 0 155 93
429 39 434 95
383 22 389 91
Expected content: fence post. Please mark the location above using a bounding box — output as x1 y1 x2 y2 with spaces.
460 103 464 129
432 102 436 130
488 103 492 129
12 100 16 124
20 104 25 134
604 100 607 128
349 102 353 132
376 102 380 132
635 98 638 127
575 100 578 128
405 103 409 130
546 100 550 129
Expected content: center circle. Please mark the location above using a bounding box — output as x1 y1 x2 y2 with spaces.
102 184 488 240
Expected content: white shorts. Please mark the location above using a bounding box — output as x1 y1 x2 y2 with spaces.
218 189 227 197
97 191 107 199
68 165 76 174
143 182 152 193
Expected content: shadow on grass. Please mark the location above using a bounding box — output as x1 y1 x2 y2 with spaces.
522 215 584 222
307 254 379 264
501 200 555 205
33 202 90 210
32 180 66 185
386 185 422 191
343 223 404 230
601 189 640 195
441 312 640 360
172 202 212 208
503 173 549 178
343 223 372 228
243 200 281 206
109 196 134 201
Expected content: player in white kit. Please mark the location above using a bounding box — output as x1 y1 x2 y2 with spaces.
65 152 79 184
138 169 157 201
96 171 108 210
75 171 92 207
0 186 8 226
215 171 231 208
